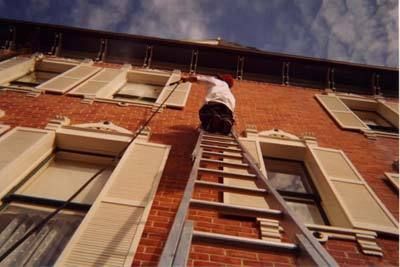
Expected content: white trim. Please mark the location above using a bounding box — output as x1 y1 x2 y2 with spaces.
0 124 10 135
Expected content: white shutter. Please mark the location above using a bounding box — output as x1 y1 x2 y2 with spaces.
57 141 170 267
306 146 398 234
0 56 35 84
69 68 126 97
0 127 55 199
156 73 191 108
37 64 101 94
223 138 269 209
315 94 369 130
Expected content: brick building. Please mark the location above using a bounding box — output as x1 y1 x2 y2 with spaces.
0 19 398 266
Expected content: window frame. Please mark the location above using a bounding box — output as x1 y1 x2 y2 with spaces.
264 156 329 225
239 128 399 236
68 67 191 109
316 93 399 138
0 55 80 93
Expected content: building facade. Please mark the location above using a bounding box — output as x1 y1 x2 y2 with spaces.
0 19 398 266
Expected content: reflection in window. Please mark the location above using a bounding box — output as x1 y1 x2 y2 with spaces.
0 205 83 266
264 157 328 225
0 151 115 264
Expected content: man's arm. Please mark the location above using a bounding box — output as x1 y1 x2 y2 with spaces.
181 74 219 85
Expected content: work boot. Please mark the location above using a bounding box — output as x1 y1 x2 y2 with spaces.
220 118 232 135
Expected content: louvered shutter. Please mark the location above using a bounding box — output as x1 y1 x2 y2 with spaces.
156 72 191 108
37 64 101 94
306 146 398 234
0 127 55 199
69 68 126 97
316 95 369 130
0 56 35 84
223 138 269 209
57 141 170 267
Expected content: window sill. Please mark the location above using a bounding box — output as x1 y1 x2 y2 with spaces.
305 223 384 256
362 129 399 139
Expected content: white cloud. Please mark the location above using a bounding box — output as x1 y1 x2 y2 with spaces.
70 0 130 31
310 0 398 67
126 0 211 39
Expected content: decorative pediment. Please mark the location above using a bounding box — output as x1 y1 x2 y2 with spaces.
73 121 133 134
258 129 300 141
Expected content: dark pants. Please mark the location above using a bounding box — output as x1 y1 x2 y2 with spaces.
199 102 234 134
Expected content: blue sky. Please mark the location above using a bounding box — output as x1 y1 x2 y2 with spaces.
0 0 397 68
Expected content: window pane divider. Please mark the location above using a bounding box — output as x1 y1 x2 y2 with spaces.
3 194 91 211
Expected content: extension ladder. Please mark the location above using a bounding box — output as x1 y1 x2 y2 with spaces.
158 130 337 266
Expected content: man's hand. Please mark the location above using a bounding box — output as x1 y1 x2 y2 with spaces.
181 75 198 83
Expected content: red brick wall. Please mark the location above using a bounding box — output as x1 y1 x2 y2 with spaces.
0 70 398 266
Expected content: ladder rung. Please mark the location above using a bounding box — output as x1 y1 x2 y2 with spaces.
190 199 282 218
192 231 297 251
200 158 248 168
201 144 242 153
202 151 243 159
201 139 239 146
195 180 268 195
202 134 235 141
198 168 256 179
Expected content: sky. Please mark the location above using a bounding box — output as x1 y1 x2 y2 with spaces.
0 0 398 68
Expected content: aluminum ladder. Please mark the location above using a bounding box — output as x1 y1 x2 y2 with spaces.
158 130 337 266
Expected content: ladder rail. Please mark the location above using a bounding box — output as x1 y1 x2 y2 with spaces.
158 147 203 267
158 130 338 267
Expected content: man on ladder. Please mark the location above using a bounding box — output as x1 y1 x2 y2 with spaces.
181 74 235 135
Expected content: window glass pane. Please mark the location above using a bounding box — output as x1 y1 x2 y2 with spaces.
113 82 163 103
286 201 326 225
16 153 113 205
264 158 311 193
0 205 83 266
11 71 59 86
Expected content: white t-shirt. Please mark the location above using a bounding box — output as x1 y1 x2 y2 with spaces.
197 75 236 112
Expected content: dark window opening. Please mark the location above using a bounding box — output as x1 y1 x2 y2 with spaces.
352 109 398 133
9 70 59 88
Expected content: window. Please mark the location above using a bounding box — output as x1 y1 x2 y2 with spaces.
6 151 114 208
231 128 398 236
0 143 115 265
264 157 327 225
9 70 60 89
0 125 171 266
316 94 399 136
352 110 396 132
112 72 167 104
69 68 192 108
0 56 79 92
